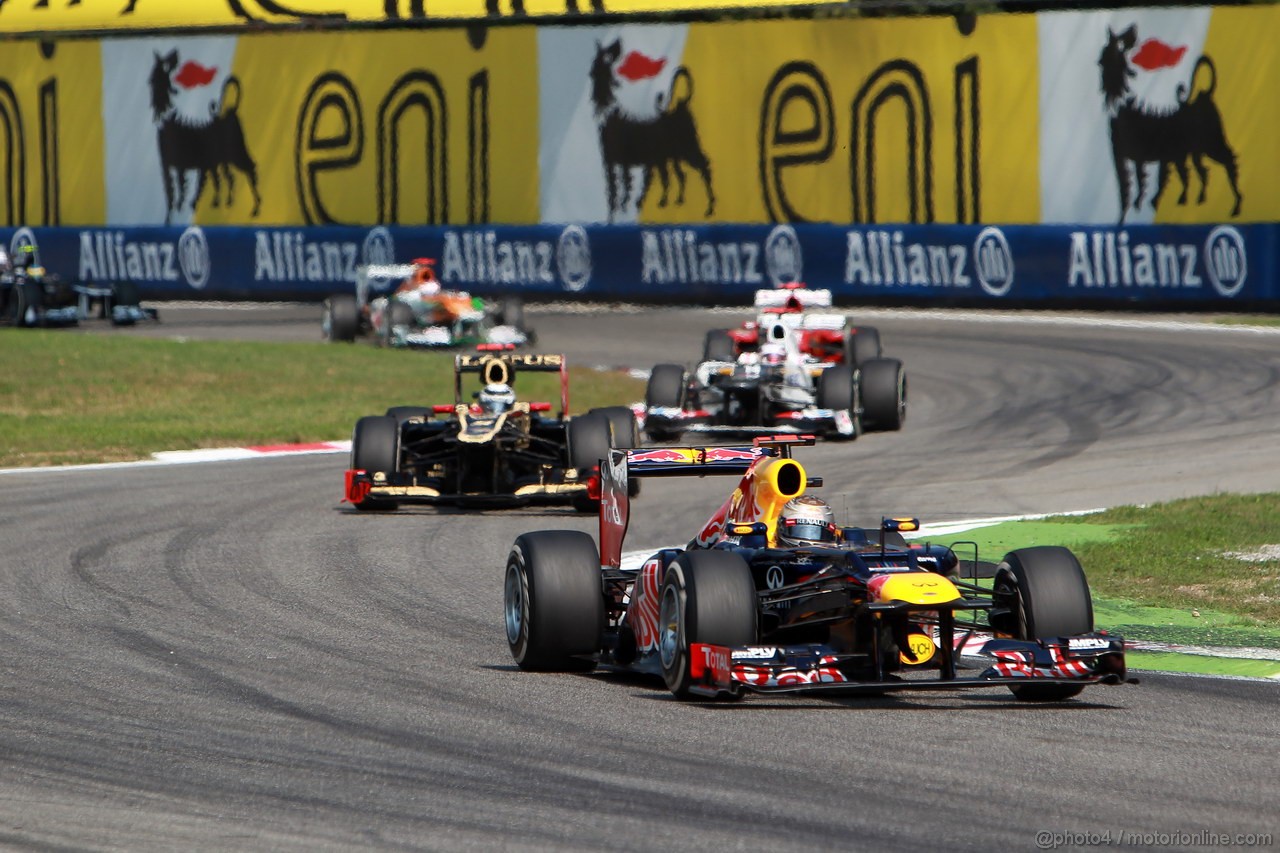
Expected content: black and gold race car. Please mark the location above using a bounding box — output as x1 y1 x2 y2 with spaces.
344 351 637 512
503 436 1133 701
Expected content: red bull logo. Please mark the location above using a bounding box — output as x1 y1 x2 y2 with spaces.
703 447 763 462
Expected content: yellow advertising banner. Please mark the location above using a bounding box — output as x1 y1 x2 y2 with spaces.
0 0 841 37
0 7 1272 229
641 16 1042 225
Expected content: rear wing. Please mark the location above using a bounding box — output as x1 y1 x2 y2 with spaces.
753 287 832 309
599 437 816 569
356 263 416 303
453 352 569 415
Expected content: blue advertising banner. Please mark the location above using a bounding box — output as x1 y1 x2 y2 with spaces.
1 222 1276 307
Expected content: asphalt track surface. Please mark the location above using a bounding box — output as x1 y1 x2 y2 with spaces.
3 304 1279 850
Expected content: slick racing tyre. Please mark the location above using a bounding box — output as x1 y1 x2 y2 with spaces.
816 360 861 441
384 406 433 425
991 546 1094 701
323 294 359 342
860 357 906 432
702 329 736 362
645 364 686 409
659 550 757 699
644 364 687 442
498 296 525 331
845 326 882 366
350 415 400 511
383 301 415 345
505 531 604 671
593 405 642 496
569 411 613 513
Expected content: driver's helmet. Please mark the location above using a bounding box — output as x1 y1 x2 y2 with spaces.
412 258 440 295
477 382 516 414
15 244 35 269
777 495 838 547
759 341 786 366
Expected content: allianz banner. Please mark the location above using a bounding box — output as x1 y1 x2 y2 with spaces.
1 223 1274 304
0 6 1273 229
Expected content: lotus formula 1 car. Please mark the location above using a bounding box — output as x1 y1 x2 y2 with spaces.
503 436 1132 702
344 351 638 512
641 312 906 442
322 258 532 349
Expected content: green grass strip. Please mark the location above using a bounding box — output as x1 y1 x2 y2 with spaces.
0 331 645 468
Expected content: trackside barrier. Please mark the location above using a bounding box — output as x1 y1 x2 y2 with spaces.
1 223 1275 307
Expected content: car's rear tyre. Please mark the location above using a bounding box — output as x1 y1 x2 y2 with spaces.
860 357 906 432
659 550 757 699
13 283 42 328
350 415 400 511
384 406 432 425
505 531 604 671
498 296 525 330
569 411 613 513
594 405 642 496
816 360 862 440
323 294 359 342
645 364 686 409
846 326 882 366
703 329 735 362
644 364 686 442
992 546 1094 701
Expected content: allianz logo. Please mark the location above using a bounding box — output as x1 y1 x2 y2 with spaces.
441 226 592 292
844 226 1014 297
1067 227 1247 297
640 224 803 288
79 228 210 289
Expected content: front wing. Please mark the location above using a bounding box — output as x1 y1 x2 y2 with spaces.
686 634 1129 698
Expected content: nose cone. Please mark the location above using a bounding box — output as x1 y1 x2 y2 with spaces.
871 573 961 605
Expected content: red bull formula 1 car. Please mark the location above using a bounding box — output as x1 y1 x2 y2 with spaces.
344 351 636 512
503 437 1132 701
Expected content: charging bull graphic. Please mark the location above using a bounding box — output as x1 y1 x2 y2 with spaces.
148 49 261 225
1099 25 1242 222
588 38 714 222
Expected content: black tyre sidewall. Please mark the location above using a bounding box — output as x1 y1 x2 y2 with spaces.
645 364 686 409
324 294 360 342
350 415 400 511
860 357 906 431
847 326 882 366
660 550 757 698
506 531 603 671
997 546 1094 701
703 329 735 362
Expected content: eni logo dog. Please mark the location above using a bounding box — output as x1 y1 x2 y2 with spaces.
1099 25 1242 222
148 49 262 225
588 38 715 222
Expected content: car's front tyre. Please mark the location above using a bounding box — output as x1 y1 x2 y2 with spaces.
505 531 604 671
659 550 757 699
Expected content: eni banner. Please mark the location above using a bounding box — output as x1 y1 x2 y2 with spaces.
0 6 1274 229
0 0 840 36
